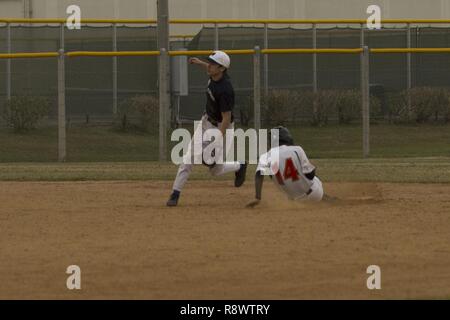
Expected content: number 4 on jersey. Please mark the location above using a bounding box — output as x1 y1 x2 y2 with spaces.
275 158 299 185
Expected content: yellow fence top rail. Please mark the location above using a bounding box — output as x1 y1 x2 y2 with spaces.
66 51 160 57
170 49 255 56
64 49 363 57
380 19 450 24
2 18 450 25
262 48 363 54
371 48 450 53
170 19 450 24
0 52 58 59
0 18 156 24
4 48 450 59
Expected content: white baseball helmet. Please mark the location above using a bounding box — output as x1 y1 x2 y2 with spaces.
207 51 231 69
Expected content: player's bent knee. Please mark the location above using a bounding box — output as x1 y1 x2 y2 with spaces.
308 191 324 202
178 163 193 174
307 178 324 202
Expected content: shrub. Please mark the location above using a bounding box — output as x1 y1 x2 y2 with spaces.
244 89 383 127
336 89 382 124
336 90 360 124
411 87 441 123
261 89 300 127
309 90 339 126
388 87 450 123
445 90 450 123
1 95 51 132
433 88 450 123
369 95 383 123
114 95 159 133
387 91 407 123
238 94 253 127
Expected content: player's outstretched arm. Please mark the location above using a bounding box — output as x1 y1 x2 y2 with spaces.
188 57 209 70
246 171 264 208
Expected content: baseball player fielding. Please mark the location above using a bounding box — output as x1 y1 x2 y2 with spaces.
167 51 247 207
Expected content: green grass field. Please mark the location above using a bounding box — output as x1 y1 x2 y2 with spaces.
1 158 449 183
1 124 449 163
0 123 449 183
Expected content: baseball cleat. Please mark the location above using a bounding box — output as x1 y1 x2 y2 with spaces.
166 191 180 207
234 162 248 187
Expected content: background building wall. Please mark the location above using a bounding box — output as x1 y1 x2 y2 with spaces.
1 0 450 34
2 0 450 122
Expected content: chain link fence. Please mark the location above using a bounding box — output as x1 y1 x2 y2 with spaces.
1 24 450 161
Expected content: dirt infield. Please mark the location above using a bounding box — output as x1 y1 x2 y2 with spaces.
1 180 449 299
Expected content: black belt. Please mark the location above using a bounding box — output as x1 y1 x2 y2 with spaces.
306 188 313 195
207 116 219 127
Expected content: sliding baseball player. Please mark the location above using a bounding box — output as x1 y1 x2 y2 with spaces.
247 126 332 208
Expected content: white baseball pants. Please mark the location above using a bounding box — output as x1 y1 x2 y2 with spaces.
172 114 241 192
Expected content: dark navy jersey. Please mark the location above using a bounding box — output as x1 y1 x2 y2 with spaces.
205 73 235 123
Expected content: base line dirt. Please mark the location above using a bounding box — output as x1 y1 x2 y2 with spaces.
1 180 449 299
